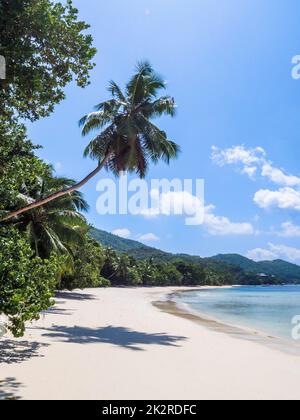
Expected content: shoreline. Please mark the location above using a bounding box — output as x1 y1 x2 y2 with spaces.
154 287 300 356
1 286 300 400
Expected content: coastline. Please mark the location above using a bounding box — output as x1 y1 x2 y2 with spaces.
155 287 300 356
1 287 300 400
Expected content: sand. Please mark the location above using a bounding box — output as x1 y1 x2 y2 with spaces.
1 287 300 400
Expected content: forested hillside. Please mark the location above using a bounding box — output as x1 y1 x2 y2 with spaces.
90 228 300 284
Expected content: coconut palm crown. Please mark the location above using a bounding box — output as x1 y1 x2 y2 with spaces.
79 61 180 178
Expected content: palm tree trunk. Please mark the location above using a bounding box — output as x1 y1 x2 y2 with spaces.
34 238 39 258
1 156 110 222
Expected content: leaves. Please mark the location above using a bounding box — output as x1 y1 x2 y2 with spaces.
0 0 96 121
80 61 180 178
15 174 89 259
0 227 63 337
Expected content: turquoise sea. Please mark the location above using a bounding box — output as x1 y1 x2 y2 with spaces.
175 285 300 342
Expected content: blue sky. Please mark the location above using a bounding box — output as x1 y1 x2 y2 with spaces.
28 0 300 262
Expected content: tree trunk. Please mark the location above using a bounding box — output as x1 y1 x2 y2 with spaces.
1 156 110 222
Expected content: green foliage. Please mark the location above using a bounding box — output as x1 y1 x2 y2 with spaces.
90 227 154 253
80 61 180 178
0 0 99 337
101 250 142 286
212 254 300 283
0 0 96 120
15 171 89 258
173 260 206 286
0 118 48 214
0 227 62 337
153 262 183 286
91 227 299 285
60 238 109 290
101 250 182 287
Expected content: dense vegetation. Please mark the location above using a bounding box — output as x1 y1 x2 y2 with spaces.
211 254 300 283
0 1 298 339
0 1 181 336
0 0 97 336
0 0 96 121
91 228 300 285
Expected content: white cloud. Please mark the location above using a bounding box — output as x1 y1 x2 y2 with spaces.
242 166 257 178
246 248 278 261
254 188 300 211
144 190 202 216
261 163 300 187
268 243 300 262
247 243 300 263
139 189 204 225
211 145 265 168
138 233 160 242
204 205 254 236
277 222 300 238
140 189 253 236
112 229 131 239
212 145 300 187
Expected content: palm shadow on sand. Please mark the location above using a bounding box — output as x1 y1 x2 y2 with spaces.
55 291 96 301
0 377 22 400
41 325 187 351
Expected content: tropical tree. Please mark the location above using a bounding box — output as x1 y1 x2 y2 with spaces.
109 254 142 285
0 117 48 216
1 61 180 222
0 0 96 121
138 259 159 286
11 173 89 258
173 259 206 285
0 226 63 337
60 237 109 290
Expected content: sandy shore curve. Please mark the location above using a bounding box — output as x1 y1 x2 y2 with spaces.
1 287 300 400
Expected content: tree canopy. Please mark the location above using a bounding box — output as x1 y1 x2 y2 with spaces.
81 61 180 178
0 0 96 121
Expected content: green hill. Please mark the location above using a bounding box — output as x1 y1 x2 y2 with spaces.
212 254 300 282
90 227 155 253
90 227 300 283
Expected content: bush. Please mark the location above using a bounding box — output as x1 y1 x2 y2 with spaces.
60 238 106 290
0 227 62 337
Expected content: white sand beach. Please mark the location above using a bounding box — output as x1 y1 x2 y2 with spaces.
1 287 300 400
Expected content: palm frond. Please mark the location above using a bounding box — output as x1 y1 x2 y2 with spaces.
80 61 180 178
142 96 177 118
94 99 122 112
107 81 127 104
80 111 114 136
48 210 87 225
16 171 89 259
126 60 153 105
83 126 115 160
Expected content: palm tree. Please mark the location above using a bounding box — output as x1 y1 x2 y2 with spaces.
112 254 131 279
13 174 89 258
1 61 180 222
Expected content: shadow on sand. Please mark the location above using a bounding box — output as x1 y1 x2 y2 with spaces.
42 325 187 351
0 378 22 400
43 307 74 316
55 291 96 301
0 339 48 364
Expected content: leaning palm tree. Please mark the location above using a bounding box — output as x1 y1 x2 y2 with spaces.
1 61 180 222
13 174 89 258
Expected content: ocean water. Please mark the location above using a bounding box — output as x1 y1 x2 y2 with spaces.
176 285 300 341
